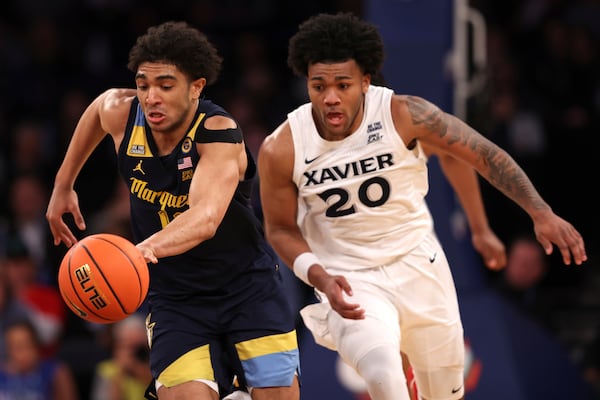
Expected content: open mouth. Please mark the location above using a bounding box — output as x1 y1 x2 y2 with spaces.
326 112 344 126
146 111 166 124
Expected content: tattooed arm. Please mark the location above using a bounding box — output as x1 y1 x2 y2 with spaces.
421 142 507 270
390 94 587 266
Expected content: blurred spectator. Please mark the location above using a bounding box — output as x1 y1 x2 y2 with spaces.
0 319 78 400
90 314 151 400
2 233 66 358
0 262 29 361
504 236 548 292
0 1 595 398
5 120 57 182
493 235 550 324
56 318 111 400
4 173 62 285
582 327 600 398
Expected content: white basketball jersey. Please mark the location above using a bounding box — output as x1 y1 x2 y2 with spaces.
289 85 433 271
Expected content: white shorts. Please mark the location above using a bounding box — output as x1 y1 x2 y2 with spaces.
300 231 465 399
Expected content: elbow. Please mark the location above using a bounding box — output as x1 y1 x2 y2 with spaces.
202 216 220 240
263 224 275 244
262 220 278 243
263 223 287 250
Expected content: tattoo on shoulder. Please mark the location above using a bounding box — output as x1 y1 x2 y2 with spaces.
406 96 447 137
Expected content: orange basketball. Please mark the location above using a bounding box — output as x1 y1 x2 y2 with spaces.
58 233 149 324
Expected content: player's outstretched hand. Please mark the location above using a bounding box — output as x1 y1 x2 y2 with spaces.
46 187 86 248
319 274 365 320
533 211 587 266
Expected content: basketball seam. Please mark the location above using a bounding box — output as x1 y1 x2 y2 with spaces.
67 244 113 322
82 240 132 315
95 235 146 312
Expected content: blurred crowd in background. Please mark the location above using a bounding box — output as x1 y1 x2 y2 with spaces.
0 0 598 399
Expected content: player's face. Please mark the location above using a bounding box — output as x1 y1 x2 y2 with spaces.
135 62 205 135
306 60 370 141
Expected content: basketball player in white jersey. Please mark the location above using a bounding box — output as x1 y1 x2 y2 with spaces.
257 12 587 400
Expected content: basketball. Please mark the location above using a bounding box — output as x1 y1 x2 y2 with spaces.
58 233 149 324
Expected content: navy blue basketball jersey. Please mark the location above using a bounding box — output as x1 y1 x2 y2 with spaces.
117 97 278 298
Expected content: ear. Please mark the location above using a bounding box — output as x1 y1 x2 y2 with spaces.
191 77 207 100
362 74 371 94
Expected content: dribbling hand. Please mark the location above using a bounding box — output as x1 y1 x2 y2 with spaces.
46 187 86 248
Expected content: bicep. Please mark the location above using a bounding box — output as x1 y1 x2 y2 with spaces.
257 134 298 233
395 95 494 173
260 171 299 232
191 141 242 213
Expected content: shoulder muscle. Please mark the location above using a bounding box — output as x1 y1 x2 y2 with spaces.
98 88 136 139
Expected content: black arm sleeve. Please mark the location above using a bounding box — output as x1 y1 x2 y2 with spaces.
196 126 243 144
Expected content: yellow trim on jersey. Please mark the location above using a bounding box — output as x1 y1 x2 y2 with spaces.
187 113 205 141
126 111 206 157
127 124 153 157
157 344 214 387
235 330 298 361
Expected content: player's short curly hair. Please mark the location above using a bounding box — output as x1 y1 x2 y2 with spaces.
287 12 385 78
127 21 223 85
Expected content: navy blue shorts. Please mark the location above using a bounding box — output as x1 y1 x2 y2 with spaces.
145 262 300 393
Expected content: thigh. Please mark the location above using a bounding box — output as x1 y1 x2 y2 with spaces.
392 233 464 399
224 269 300 390
157 381 219 400
147 302 223 390
326 280 401 367
251 376 300 400
396 236 463 369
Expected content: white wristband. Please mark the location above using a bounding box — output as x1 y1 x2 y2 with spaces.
293 252 320 287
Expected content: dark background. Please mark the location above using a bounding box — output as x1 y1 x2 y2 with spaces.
0 0 597 399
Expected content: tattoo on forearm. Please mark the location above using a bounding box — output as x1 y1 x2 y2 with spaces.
407 96 546 211
484 146 547 210
465 124 546 211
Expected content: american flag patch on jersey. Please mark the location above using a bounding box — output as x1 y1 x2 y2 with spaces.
178 156 193 170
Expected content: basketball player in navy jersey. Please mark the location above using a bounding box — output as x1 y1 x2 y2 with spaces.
46 21 299 400
257 12 586 400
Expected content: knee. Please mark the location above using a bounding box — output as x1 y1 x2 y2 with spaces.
356 346 404 388
359 362 399 389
